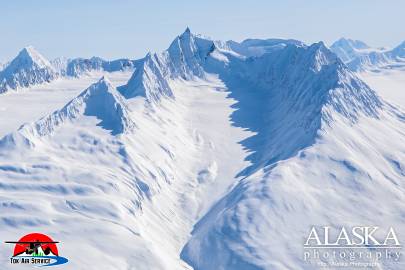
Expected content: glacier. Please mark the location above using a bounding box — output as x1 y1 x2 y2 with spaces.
0 29 404 270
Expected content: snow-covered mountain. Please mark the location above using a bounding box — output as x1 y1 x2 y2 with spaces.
0 46 58 93
226 38 304 57
330 38 371 63
65 57 139 77
330 38 405 71
0 29 404 270
179 33 403 270
390 40 405 59
50 56 70 76
0 76 134 148
0 46 141 93
346 50 392 71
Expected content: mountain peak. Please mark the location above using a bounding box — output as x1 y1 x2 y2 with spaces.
397 40 405 48
309 41 328 52
80 75 119 101
79 76 116 98
332 38 369 50
183 27 191 35
173 27 193 42
166 30 215 79
391 40 405 58
21 45 35 55
13 76 135 141
330 38 370 63
95 76 112 88
118 53 173 102
178 27 193 42
16 46 52 68
0 46 57 93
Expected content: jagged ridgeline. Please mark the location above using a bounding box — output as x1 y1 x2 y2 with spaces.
0 29 404 270
0 47 141 94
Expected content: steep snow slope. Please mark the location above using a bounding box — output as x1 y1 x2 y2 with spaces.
0 75 254 270
0 29 404 270
0 29 253 269
0 71 132 138
118 28 218 101
182 107 405 270
181 40 404 270
0 46 58 93
10 77 135 141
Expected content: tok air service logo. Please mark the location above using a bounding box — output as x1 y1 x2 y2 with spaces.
5 233 68 267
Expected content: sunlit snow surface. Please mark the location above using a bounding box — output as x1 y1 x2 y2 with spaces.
359 68 405 109
0 73 253 269
0 32 405 270
0 71 132 137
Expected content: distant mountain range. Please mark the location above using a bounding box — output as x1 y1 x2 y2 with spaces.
330 37 405 71
0 47 140 93
1 29 404 269
2 35 404 94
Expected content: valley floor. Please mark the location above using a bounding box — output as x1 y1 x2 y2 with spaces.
359 68 405 108
0 73 256 269
0 69 404 269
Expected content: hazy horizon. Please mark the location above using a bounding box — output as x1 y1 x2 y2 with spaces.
1 0 405 62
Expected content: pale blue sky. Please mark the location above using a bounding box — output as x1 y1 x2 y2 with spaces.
1 0 405 62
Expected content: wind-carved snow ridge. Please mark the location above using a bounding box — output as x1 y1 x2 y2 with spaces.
1 29 404 270
0 46 58 93
309 43 383 121
165 27 215 79
118 53 174 102
181 40 396 270
248 41 382 122
0 76 134 148
119 28 216 102
27 76 134 136
202 40 383 177
123 30 384 180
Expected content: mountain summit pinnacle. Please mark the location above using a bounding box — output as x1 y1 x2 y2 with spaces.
0 46 57 93
16 46 53 68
